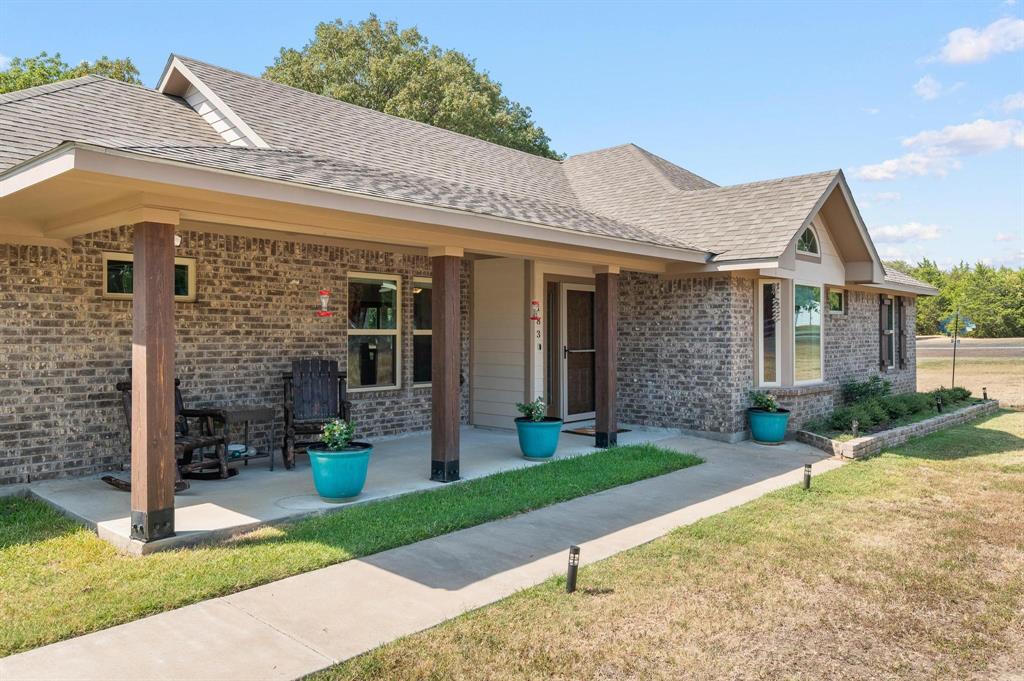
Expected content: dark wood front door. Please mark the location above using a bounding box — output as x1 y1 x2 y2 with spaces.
560 284 596 421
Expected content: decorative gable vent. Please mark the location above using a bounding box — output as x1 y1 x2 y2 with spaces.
182 85 251 147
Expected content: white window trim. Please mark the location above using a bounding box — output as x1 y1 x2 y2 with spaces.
796 225 820 256
347 272 401 393
883 295 896 370
101 251 197 302
413 276 432 386
794 280 825 386
827 287 846 315
757 278 782 387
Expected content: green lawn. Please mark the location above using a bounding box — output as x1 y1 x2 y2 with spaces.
0 444 700 656
319 411 1024 681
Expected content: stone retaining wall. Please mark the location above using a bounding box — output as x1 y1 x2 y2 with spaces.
796 400 1000 459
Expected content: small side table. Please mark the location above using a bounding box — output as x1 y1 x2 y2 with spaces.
219 406 277 470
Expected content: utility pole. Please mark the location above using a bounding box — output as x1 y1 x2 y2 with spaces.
951 309 959 388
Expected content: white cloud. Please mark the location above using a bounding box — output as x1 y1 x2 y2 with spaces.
1002 92 1024 112
913 75 941 100
995 231 1020 241
934 17 1024 64
862 107 881 115
873 192 902 202
871 222 944 243
0 53 9 70
982 249 1024 267
913 75 964 100
856 118 1024 180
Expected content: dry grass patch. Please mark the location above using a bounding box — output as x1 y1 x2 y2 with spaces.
318 411 1024 681
917 356 1023 407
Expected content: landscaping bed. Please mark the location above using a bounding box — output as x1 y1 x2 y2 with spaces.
0 444 700 656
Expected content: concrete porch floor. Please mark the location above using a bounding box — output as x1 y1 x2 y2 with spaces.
27 424 671 554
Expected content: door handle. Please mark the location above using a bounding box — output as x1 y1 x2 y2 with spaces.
563 345 568 359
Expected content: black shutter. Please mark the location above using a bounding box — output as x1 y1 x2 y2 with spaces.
897 297 907 369
879 295 889 371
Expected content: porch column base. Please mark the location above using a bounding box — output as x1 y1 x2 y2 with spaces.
130 507 175 542
430 460 460 483
595 431 618 449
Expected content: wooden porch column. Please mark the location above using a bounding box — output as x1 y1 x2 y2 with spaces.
594 266 619 448
130 222 177 541
430 247 463 482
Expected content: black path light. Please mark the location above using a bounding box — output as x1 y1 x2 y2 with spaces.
936 395 943 413
983 386 988 400
566 545 580 593
803 464 812 491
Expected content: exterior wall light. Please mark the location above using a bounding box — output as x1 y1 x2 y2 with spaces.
173 233 182 247
316 289 333 317
566 545 580 593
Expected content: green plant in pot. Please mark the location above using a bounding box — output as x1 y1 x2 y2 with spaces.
307 418 373 501
747 391 790 444
514 397 563 459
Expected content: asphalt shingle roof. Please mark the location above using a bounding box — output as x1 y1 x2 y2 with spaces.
0 56 935 291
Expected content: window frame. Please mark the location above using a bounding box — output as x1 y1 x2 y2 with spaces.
827 288 846 315
756 278 782 388
795 226 820 256
101 251 197 302
793 281 825 385
412 276 432 386
881 294 896 370
347 272 402 393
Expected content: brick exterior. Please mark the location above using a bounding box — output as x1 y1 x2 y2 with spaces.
618 273 754 435
0 226 471 485
774 289 917 429
617 276 918 436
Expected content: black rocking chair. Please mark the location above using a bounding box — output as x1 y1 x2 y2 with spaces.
106 378 231 493
282 358 353 469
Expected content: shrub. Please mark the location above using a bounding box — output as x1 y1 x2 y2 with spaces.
878 394 912 419
841 376 891 403
862 398 889 426
748 391 781 412
830 404 877 432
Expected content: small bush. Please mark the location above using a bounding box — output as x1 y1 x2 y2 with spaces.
878 394 912 419
862 398 889 426
841 376 891 403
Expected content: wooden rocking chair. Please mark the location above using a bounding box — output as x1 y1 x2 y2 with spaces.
282 358 353 469
104 378 231 493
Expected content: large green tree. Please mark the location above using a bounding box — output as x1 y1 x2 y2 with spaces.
263 15 560 159
0 52 141 94
886 259 1024 338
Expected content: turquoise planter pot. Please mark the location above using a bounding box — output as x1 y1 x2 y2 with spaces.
307 442 373 501
515 417 563 459
748 409 790 443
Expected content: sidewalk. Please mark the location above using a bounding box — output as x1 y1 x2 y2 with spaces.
0 436 840 681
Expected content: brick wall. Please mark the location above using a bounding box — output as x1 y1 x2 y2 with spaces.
618 273 754 436
618 276 918 436
0 226 471 485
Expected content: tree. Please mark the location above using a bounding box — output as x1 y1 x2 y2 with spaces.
263 15 561 159
0 52 141 94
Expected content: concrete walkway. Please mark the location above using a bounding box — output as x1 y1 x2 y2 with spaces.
0 435 840 681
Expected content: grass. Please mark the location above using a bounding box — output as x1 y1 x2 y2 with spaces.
318 411 1024 681
0 444 701 656
918 356 1023 407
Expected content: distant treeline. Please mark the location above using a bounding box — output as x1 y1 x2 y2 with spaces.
886 259 1024 338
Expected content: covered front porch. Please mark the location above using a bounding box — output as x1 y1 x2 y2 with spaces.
28 425 666 554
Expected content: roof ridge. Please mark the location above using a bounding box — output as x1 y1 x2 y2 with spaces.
172 54 568 167
696 169 839 193
626 143 684 194
0 75 104 105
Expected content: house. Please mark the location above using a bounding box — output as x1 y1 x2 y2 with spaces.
0 55 936 542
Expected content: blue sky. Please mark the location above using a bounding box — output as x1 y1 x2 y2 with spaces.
2 0 1022 267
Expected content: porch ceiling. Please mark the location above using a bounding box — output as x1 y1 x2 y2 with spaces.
0 143 709 273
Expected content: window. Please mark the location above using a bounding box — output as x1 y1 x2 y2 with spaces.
827 288 845 314
347 274 400 390
758 280 781 386
101 252 196 302
794 284 823 383
880 295 896 370
413 278 432 384
796 227 819 255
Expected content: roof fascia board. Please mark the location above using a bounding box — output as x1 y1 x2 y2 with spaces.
0 143 77 197
22 143 708 263
856 281 938 297
157 56 270 149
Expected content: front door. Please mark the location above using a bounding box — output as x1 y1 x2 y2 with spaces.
559 284 596 422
